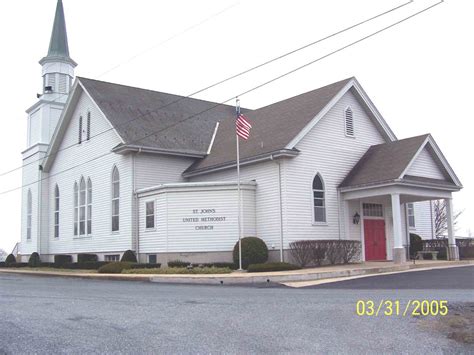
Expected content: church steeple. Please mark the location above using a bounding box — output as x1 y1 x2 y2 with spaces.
44 0 75 63
39 0 77 95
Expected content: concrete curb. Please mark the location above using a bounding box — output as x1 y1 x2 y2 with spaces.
1 260 472 285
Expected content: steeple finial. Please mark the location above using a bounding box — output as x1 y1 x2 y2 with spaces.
40 0 76 66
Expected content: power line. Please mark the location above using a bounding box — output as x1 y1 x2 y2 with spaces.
0 0 443 197
0 1 412 178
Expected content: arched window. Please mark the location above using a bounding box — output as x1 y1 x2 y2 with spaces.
87 178 92 234
344 107 354 137
54 184 60 238
112 167 120 232
86 111 91 141
78 116 83 144
74 182 78 235
27 189 32 240
79 177 86 235
313 174 326 223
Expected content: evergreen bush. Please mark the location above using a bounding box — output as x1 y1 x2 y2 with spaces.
120 250 137 263
5 254 16 266
28 252 41 267
98 262 133 274
233 237 268 269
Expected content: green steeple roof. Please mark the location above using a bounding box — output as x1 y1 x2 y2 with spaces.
40 0 76 66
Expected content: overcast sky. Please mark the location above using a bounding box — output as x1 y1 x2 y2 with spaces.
0 0 472 252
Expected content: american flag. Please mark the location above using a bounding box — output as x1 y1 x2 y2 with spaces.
236 113 252 140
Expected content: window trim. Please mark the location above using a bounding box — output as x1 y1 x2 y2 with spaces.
87 178 92 235
344 106 355 137
111 166 120 233
78 115 83 144
312 173 327 224
54 184 59 239
73 181 78 236
145 200 155 230
407 203 416 229
86 111 91 141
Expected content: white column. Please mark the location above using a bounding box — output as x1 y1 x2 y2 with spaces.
391 193 406 263
445 198 459 260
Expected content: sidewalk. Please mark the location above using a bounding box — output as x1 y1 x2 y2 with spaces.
1 260 473 286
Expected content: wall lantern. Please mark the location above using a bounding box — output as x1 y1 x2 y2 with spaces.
353 212 360 225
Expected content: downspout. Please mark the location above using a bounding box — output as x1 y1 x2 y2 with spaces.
271 154 284 262
133 149 140 261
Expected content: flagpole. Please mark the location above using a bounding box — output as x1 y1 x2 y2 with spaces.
236 98 243 271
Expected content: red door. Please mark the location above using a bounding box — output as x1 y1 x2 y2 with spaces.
364 219 386 261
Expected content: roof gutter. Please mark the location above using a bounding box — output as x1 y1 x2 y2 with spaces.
183 149 299 178
339 179 461 193
112 144 206 158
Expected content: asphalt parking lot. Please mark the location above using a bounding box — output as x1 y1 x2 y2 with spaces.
0 266 473 354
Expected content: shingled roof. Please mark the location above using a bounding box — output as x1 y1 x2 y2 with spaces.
79 77 243 156
185 77 353 174
339 134 457 188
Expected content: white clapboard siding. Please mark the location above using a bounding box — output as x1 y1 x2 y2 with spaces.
20 145 48 256
46 91 134 255
135 153 193 190
138 183 256 253
282 89 387 245
409 200 434 239
405 147 447 180
190 161 281 248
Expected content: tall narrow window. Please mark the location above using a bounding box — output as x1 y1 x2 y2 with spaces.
74 182 78 235
54 185 60 238
112 167 120 232
86 111 91 141
78 116 83 144
27 189 32 240
313 174 326 223
407 203 415 228
344 107 354 137
79 177 86 235
87 178 92 235
146 201 155 229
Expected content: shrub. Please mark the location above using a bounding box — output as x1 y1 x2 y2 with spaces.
5 262 28 268
63 261 109 270
247 262 301 273
98 262 133 274
409 233 423 258
339 240 362 264
124 267 232 275
54 254 72 267
130 263 162 269
233 237 268 269
289 241 314 267
199 262 238 270
77 253 98 263
0 262 5 268
167 260 191 268
121 250 137 263
5 254 16 266
28 252 41 267
288 240 361 266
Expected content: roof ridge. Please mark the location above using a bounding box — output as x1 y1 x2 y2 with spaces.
77 77 242 110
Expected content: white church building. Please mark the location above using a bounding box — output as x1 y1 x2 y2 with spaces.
19 0 463 265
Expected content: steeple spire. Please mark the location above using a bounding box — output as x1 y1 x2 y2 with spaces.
40 0 77 66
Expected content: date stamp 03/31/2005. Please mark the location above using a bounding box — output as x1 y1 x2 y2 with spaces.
356 300 449 317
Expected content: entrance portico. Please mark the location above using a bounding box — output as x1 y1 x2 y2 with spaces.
339 135 463 264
